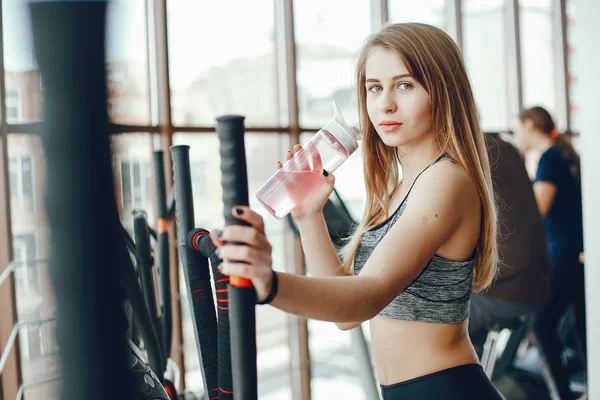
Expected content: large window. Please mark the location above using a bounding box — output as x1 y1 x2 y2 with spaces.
106 0 152 124
294 0 371 129
462 0 509 132
519 0 556 117
167 0 281 127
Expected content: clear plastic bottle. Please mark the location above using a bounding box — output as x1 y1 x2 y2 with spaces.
256 102 359 219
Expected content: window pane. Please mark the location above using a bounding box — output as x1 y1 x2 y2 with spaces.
111 133 155 230
9 158 18 197
106 0 151 124
132 162 143 204
520 0 556 117
172 132 293 399
7 134 59 399
462 0 509 131
121 161 132 207
2 0 42 123
167 1 280 127
388 0 447 29
294 0 371 129
21 156 34 212
566 0 579 132
3 0 150 124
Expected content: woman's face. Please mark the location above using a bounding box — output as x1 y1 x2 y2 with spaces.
515 118 535 152
364 47 433 148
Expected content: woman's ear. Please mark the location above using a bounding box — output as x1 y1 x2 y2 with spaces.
523 119 534 132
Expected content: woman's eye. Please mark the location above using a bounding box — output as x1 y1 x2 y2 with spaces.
368 85 382 93
398 82 413 90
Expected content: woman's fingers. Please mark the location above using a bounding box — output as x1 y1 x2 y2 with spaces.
217 225 271 252
306 141 322 171
231 206 265 233
219 261 271 281
217 244 271 266
210 229 224 248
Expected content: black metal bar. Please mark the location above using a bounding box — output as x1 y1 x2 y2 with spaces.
189 228 233 400
120 227 164 383
153 151 172 358
216 115 257 400
170 145 219 397
29 1 132 399
132 211 166 371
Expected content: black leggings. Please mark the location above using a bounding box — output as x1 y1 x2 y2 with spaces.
380 364 502 400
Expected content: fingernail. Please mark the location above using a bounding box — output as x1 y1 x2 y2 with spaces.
234 207 243 215
322 169 329 177
215 230 223 238
215 248 221 257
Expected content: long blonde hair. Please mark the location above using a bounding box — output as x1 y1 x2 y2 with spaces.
340 23 498 292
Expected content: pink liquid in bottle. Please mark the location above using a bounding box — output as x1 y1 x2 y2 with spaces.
256 103 358 219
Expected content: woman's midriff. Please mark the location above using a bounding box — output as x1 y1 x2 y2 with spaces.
369 315 479 385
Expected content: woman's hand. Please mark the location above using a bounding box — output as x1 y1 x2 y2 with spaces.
210 206 274 302
278 144 335 221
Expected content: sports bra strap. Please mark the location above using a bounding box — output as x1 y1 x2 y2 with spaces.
400 153 450 205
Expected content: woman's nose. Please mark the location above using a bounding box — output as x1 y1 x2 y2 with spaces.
378 91 397 114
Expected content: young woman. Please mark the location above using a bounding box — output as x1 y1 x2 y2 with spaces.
211 23 502 399
516 106 586 400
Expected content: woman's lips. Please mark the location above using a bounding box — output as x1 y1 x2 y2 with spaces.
379 121 402 133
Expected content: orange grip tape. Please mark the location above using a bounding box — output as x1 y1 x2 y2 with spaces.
157 218 168 234
230 276 253 288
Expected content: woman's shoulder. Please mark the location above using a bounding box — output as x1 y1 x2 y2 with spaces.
408 159 477 210
423 158 473 190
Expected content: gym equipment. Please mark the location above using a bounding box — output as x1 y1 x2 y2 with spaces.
171 145 220 398
216 115 257 400
188 228 233 400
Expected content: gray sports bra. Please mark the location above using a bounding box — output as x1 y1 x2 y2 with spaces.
353 155 474 324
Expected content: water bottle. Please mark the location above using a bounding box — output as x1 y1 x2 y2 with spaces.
256 102 359 219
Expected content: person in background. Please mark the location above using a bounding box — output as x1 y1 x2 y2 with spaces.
516 106 586 400
468 132 549 352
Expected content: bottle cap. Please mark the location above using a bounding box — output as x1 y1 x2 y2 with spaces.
324 102 359 154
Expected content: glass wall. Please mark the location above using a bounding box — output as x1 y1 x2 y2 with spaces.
293 0 371 129
519 0 556 118
462 0 509 132
167 0 281 128
0 0 579 399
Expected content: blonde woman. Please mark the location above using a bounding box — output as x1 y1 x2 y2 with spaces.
212 23 502 399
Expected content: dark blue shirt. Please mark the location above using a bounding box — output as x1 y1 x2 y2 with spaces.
535 145 584 261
